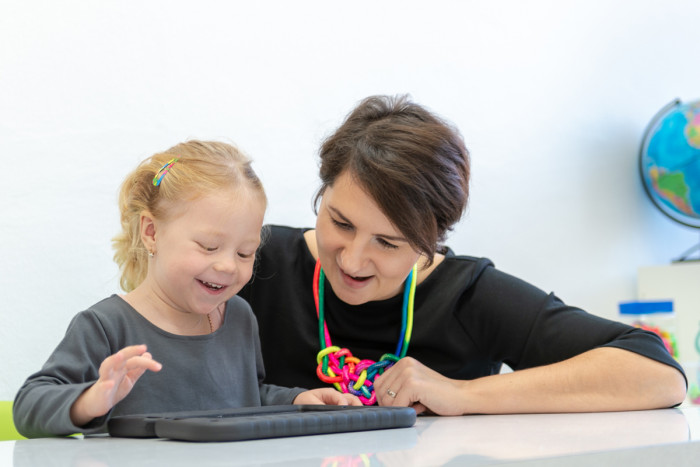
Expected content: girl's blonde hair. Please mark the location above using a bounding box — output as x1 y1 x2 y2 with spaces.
112 140 266 292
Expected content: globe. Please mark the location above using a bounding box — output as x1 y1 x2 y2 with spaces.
639 98 700 230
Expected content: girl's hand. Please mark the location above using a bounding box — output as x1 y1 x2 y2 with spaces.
70 344 162 426
373 357 468 415
293 388 363 406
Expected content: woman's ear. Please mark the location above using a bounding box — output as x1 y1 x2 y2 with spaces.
140 211 157 255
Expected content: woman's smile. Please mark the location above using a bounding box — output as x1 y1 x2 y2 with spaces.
339 268 374 287
315 171 420 304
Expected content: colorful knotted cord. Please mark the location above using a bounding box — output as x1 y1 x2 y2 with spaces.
313 259 417 405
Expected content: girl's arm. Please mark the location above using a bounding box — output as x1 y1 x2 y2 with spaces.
13 309 160 437
69 345 161 426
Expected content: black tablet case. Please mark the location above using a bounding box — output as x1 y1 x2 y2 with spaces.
107 405 416 442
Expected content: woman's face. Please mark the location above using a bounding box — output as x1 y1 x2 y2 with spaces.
315 171 420 305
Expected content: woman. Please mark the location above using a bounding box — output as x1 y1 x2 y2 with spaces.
239 95 686 415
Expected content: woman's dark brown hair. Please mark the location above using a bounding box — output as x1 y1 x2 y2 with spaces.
314 95 470 264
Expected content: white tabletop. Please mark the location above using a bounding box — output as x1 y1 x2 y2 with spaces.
3 406 700 466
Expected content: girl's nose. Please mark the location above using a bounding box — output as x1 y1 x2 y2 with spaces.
213 254 237 274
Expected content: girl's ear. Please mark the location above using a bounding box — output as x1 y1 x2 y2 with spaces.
140 211 157 255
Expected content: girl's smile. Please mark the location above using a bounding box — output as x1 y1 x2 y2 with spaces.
126 187 265 334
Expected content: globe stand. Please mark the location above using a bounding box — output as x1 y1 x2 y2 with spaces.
673 235 700 262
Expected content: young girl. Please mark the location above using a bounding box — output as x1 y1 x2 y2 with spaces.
13 140 359 438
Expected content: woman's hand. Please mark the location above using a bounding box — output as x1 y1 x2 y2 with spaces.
293 388 363 406
70 344 162 426
374 357 468 415
374 349 687 415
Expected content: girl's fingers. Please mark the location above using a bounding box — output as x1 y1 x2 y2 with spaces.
100 345 161 376
124 355 162 372
117 344 149 359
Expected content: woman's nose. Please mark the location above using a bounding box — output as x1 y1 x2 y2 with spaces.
339 240 367 273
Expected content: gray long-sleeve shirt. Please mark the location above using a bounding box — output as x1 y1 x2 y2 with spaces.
13 295 305 438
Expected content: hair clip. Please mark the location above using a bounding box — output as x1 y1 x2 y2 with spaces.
153 158 179 186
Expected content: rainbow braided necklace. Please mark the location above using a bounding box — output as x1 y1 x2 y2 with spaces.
313 259 417 405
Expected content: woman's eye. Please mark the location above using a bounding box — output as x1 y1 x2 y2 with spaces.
377 238 399 250
331 218 352 230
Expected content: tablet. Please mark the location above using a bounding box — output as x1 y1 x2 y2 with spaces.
107 404 416 442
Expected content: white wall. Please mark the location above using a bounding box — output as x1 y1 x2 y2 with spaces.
1 0 699 400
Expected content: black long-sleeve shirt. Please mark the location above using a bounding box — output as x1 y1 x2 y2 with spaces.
239 225 685 391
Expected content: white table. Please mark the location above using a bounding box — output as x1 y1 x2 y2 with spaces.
3 406 700 466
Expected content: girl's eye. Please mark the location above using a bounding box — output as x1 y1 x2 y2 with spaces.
377 238 399 250
238 251 254 259
197 242 218 252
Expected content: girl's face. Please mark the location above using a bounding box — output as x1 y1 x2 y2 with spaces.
145 188 265 317
315 171 420 305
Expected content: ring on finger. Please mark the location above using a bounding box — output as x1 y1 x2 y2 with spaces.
387 389 397 398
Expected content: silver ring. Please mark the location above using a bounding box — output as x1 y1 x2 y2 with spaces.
387 389 397 398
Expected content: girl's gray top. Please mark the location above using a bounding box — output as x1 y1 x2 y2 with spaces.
13 295 306 438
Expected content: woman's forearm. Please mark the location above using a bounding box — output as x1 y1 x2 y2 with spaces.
460 347 686 414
